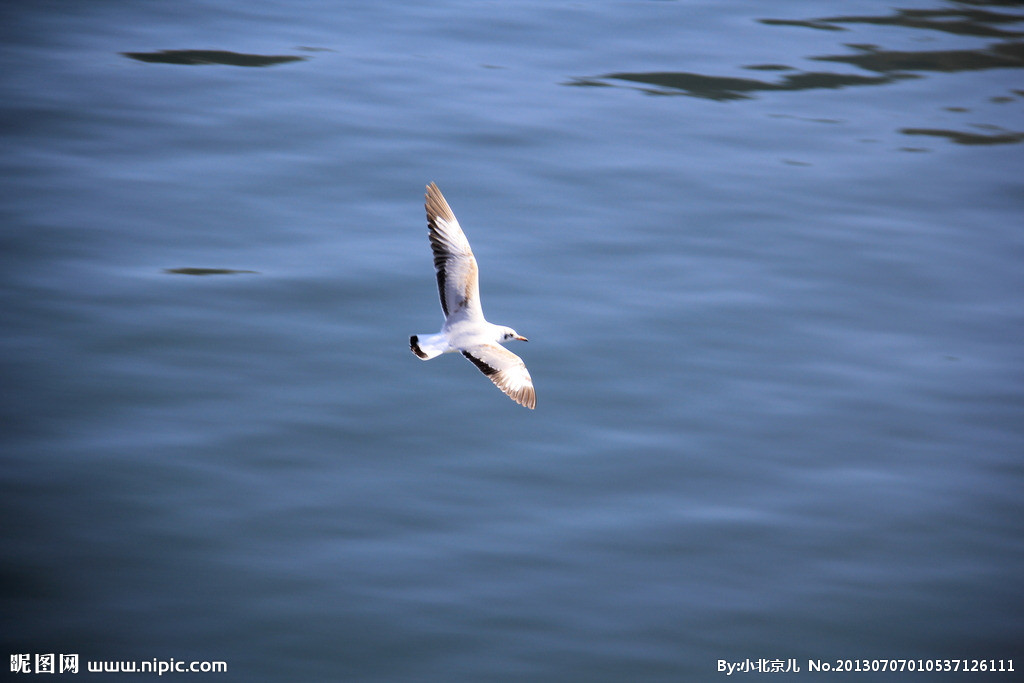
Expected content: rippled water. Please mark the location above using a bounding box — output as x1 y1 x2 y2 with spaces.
2 1 1023 680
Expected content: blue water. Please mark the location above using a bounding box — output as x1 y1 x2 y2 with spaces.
2 1 1022 680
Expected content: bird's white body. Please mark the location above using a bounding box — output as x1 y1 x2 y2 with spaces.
413 321 518 361
410 183 535 409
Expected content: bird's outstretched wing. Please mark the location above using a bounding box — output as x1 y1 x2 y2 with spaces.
426 183 483 322
462 344 536 409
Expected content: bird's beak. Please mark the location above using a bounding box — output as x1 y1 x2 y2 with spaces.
514 334 529 342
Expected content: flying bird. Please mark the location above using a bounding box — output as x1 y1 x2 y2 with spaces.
410 183 535 409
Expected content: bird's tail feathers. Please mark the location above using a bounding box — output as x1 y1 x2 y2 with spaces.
410 334 445 360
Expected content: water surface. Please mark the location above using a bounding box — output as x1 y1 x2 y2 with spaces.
2 1 1022 680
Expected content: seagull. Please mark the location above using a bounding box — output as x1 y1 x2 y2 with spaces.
410 183 536 409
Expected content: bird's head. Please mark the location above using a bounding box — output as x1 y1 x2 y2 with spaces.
499 326 528 343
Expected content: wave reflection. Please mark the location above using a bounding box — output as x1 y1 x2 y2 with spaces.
566 3 1024 144
122 50 306 67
